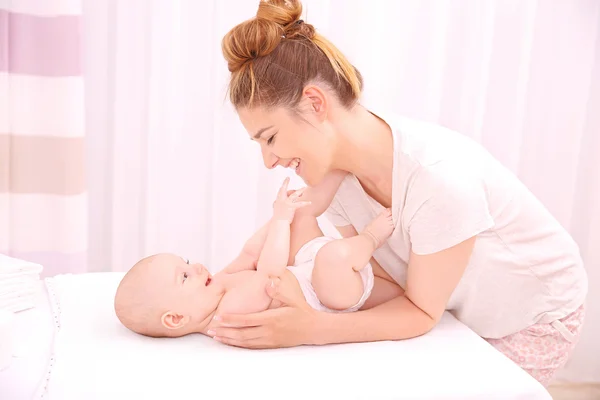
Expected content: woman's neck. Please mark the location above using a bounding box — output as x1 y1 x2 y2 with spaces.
330 105 394 196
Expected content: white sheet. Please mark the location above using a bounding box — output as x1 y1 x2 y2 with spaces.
4 272 552 400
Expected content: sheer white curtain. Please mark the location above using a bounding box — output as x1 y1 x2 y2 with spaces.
82 0 600 382
83 0 307 274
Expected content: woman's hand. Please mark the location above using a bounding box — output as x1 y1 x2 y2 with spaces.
210 276 320 349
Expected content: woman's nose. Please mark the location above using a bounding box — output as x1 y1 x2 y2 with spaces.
261 147 279 169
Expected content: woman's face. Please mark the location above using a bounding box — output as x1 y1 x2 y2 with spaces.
237 102 335 186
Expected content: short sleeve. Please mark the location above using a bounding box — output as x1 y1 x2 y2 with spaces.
407 162 494 255
324 195 352 227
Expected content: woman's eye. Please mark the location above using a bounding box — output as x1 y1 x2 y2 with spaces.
267 134 276 145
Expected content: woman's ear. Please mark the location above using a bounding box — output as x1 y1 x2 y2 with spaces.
303 85 328 122
161 311 190 330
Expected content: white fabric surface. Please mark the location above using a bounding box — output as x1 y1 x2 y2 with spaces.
0 281 54 400
0 294 36 313
0 278 38 295
0 254 43 313
33 272 551 400
0 254 43 275
0 281 38 312
0 310 15 371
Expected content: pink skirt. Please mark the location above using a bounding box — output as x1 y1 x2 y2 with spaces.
485 304 585 387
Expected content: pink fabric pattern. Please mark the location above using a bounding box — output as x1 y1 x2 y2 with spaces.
486 304 586 387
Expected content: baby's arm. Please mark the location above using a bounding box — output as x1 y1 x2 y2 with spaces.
294 169 347 217
221 222 270 274
256 219 292 277
256 178 310 277
221 171 344 275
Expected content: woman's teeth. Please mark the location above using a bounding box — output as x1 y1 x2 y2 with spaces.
290 159 300 171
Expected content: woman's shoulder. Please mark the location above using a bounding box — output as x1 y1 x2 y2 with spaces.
371 109 484 148
328 172 358 203
372 111 498 176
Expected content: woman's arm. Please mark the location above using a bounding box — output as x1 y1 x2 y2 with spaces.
209 235 476 348
313 235 477 344
311 163 487 343
210 163 488 348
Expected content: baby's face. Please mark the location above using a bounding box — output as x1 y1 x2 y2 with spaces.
150 254 219 328
115 253 222 337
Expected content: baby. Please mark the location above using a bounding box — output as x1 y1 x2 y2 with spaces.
114 170 399 338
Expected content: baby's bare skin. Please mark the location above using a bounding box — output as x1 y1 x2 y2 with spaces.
115 173 404 339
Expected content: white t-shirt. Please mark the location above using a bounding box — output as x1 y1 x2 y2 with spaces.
325 111 588 339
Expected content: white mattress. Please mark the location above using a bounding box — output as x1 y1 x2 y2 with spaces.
0 272 552 400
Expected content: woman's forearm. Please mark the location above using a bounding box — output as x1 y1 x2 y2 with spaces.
256 220 291 277
311 295 437 345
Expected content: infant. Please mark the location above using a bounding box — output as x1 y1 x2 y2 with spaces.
114 171 398 338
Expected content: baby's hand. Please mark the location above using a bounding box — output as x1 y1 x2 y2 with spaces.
272 177 311 223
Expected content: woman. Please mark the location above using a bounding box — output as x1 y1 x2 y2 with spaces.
211 0 588 386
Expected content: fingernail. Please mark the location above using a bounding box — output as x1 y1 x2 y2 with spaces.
213 315 221 321
207 329 216 336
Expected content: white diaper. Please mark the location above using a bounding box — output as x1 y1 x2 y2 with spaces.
287 236 374 313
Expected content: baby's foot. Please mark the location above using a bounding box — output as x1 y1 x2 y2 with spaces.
363 209 394 249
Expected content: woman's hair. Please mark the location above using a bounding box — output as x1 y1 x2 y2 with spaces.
221 0 363 110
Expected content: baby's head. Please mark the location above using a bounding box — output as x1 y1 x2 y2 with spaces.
114 253 220 338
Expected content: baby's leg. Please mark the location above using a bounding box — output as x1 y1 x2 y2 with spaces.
312 209 394 311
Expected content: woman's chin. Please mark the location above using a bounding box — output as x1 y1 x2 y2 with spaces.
298 171 325 187
293 160 328 186
295 169 312 185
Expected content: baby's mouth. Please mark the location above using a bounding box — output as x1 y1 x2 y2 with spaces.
205 276 212 286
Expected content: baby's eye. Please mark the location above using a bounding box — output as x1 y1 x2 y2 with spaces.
183 272 188 283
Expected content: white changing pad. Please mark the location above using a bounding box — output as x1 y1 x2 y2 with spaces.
8 272 551 400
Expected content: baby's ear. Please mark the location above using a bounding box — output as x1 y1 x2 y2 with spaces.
161 311 190 330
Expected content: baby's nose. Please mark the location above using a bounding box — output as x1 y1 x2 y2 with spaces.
192 264 205 275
